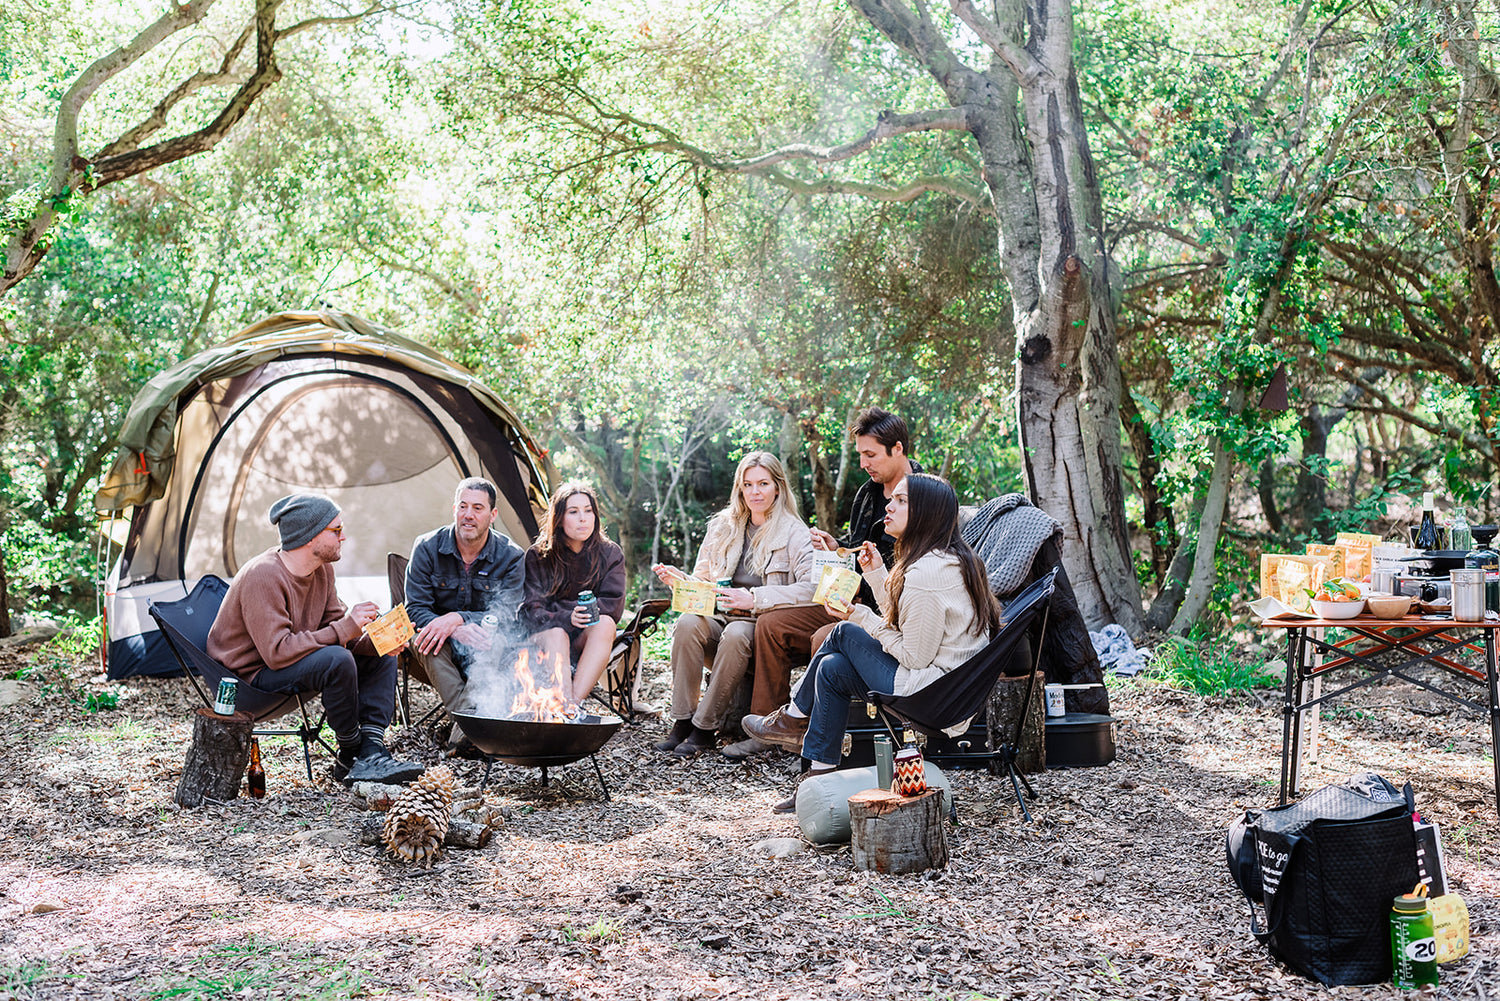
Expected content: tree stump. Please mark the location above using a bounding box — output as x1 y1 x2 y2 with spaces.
175 708 252 808
848 788 948 874
985 669 1045 773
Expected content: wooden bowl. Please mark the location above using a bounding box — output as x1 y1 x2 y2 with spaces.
1365 593 1413 619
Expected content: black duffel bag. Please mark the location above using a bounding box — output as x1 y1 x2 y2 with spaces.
1226 773 1418 986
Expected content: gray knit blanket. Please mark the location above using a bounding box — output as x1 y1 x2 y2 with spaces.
960 494 1062 597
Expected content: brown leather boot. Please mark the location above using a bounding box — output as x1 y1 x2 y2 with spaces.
742 707 808 751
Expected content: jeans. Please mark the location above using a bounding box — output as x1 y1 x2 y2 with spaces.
254 645 397 744
796 622 898 765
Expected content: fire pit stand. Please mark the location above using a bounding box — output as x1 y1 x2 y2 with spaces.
452 711 623 801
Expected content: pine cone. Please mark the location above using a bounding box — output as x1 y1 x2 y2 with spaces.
381 766 455 866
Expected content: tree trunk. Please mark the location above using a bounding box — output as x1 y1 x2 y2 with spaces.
0 548 11 638
1121 389 1174 587
849 787 948 874
1169 435 1235 635
985 669 1045 773
175 708 252 807
806 434 837 534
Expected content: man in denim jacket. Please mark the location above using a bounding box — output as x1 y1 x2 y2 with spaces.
405 477 526 719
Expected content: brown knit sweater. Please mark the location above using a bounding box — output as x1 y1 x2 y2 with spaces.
207 547 362 683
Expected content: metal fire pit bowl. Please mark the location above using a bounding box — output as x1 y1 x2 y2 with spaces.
451 711 623 767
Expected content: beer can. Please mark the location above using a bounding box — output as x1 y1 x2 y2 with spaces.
1045 683 1066 717
213 677 238 715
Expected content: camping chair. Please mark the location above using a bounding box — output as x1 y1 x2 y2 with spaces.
387 552 447 730
148 575 333 780
865 567 1058 821
604 598 671 718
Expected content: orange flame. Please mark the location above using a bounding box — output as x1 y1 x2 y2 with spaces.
508 646 574 722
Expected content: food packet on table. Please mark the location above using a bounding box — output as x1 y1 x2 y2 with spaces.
1335 531 1382 579
1259 554 1333 611
1304 543 1348 579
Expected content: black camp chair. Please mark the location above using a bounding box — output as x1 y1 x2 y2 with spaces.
148 575 332 780
604 598 671 718
865 567 1058 821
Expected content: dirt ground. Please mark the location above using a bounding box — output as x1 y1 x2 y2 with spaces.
0 641 1496 1000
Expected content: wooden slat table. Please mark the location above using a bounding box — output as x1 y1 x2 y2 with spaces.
1259 612 1500 818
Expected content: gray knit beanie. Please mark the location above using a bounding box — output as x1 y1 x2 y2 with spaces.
268 493 341 551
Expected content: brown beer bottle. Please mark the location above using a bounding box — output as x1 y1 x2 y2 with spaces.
247 737 266 799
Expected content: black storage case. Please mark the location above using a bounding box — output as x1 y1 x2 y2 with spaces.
1043 712 1116 767
839 701 998 770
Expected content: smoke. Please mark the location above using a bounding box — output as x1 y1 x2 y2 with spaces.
453 599 572 720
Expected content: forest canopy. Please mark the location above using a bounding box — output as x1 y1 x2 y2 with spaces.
2 0 1497 640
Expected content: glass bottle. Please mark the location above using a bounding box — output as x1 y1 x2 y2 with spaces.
1451 507 1472 553
246 737 266 799
1415 492 1440 551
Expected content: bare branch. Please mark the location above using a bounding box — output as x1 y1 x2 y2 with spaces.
949 0 1042 85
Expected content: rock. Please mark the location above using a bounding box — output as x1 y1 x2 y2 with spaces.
751 837 806 859
30 901 65 914
0 680 32 708
1088 869 1108 885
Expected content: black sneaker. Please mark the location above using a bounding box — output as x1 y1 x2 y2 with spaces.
330 746 359 783
344 753 425 785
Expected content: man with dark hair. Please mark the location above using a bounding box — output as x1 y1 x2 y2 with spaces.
725 407 921 770
208 493 423 785
405 477 526 725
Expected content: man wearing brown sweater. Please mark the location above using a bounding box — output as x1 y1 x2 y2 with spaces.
208 493 423 785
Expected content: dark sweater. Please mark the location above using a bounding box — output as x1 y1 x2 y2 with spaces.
519 541 626 632
839 459 924 604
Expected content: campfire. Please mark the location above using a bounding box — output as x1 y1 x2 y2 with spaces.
507 646 575 722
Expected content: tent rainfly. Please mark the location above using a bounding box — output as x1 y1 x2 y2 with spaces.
95 310 556 680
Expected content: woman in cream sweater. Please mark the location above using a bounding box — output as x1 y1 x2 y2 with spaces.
744 473 1001 773
651 451 816 757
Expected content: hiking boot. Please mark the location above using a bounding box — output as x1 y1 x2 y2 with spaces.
652 718 695 753
670 726 717 758
344 752 425 786
721 736 775 760
742 707 808 752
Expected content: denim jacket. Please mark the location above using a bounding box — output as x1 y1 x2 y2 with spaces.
404 525 526 629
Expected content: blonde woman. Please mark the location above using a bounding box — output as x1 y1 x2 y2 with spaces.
651 451 816 757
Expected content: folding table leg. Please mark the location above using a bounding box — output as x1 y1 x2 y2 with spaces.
1279 628 1301 805
1488 630 1500 820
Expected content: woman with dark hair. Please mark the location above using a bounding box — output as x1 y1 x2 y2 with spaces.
744 473 1001 788
520 482 626 704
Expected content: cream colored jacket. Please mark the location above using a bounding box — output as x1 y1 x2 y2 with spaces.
848 552 989 696
690 512 817 613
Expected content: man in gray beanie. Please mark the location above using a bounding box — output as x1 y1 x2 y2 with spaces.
209 492 423 785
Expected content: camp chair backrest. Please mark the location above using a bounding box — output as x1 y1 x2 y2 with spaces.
868 567 1058 736
148 575 301 723
605 597 671 717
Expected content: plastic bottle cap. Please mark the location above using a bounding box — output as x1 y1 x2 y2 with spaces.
1393 894 1429 913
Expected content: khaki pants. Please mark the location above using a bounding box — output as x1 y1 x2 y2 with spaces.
670 614 755 729
410 644 470 714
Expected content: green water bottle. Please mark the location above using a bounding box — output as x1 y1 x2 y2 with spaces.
1390 893 1438 990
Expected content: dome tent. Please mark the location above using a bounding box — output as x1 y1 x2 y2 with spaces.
96 309 555 680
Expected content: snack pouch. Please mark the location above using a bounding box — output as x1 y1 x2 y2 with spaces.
1259 554 1334 610
813 565 862 612
1304 543 1347 580
671 578 718 616
1335 531 1382 579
